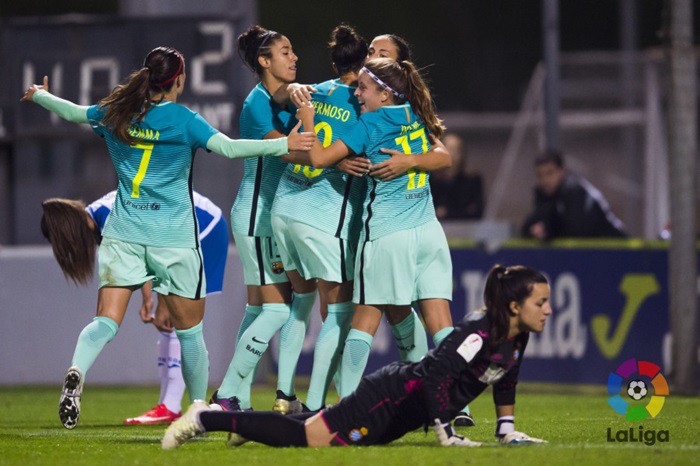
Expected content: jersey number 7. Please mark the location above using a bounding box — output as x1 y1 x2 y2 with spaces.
131 142 155 198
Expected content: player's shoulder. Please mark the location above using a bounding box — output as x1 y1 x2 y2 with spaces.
312 79 338 96
193 191 222 216
87 190 117 211
243 83 272 107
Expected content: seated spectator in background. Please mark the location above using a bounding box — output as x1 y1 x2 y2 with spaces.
431 134 484 220
521 151 627 240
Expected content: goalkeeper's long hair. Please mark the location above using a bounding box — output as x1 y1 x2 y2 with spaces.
483 264 548 342
40 198 99 286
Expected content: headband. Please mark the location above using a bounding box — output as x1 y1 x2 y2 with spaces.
361 66 405 100
155 50 184 87
256 31 278 58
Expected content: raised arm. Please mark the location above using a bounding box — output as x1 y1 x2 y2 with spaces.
272 82 317 107
297 105 352 168
206 121 315 159
370 134 451 181
21 76 89 124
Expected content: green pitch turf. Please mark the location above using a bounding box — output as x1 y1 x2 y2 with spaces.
0 384 697 465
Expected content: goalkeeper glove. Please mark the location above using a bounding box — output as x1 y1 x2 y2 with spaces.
433 419 481 447
499 431 547 444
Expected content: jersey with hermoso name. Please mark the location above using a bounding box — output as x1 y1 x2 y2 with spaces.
341 103 436 240
231 83 297 237
272 79 365 239
87 102 218 248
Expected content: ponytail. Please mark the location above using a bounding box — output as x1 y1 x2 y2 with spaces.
363 58 445 138
100 46 184 146
483 264 548 341
40 198 98 286
399 60 445 138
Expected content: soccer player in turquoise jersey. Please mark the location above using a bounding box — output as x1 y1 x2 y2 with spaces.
364 33 475 427
21 46 314 429
212 26 318 414
297 57 456 403
270 25 370 411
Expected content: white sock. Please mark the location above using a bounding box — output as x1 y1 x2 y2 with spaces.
158 331 185 414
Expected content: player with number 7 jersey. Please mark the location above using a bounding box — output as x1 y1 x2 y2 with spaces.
21 46 314 430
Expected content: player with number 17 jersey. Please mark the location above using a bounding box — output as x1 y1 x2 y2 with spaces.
341 103 436 242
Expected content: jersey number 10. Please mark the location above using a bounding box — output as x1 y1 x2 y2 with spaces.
292 121 332 179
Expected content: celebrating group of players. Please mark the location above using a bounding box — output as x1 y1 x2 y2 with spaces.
26 23 551 448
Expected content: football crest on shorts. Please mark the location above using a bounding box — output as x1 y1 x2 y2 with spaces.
272 261 285 274
349 427 368 442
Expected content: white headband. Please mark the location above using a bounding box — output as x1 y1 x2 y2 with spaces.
361 66 405 100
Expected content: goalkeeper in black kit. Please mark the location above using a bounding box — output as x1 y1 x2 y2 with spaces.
163 264 551 449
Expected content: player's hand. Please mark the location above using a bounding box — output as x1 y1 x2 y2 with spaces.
335 156 370 177
20 75 49 102
499 431 547 444
287 120 316 152
288 83 316 108
139 297 155 324
295 103 315 122
152 300 173 333
371 148 413 181
433 420 482 447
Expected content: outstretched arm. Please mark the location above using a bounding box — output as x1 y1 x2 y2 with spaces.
21 76 89 124
206 121 315 159
272 83 317 107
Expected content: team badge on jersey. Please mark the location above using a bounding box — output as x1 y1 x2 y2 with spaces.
513 349 520 361
272 260 285 274
349 427 368 442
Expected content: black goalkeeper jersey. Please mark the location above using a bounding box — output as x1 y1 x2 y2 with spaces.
399 310 529 423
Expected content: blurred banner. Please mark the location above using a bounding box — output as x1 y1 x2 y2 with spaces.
1 241 693 386
287 240 687 386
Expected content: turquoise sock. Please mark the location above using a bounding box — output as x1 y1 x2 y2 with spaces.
71 316 119 375
235 305 262 409
391 310 429 363
339 328 373 398
175 322 209 402
218 302 290 399
306 302 353 410
277 291 316 396
432 326 455 347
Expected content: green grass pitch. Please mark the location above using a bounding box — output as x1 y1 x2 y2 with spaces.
0 384 697 465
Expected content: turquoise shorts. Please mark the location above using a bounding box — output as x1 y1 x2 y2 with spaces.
232 230 289 286
98 237 206 299
271 214 354 283
353 219 452 305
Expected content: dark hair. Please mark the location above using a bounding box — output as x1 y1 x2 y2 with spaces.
363 58 445 138
374 34 413 62
100 46 185 146
40 198 98 286
535 150 564 168
483 264 548 341
329 24 368 76
237 25 284 76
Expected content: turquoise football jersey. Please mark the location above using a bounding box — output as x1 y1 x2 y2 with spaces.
272 79 365 239
340 103 436 241
86 102 218 248
231 83 296 237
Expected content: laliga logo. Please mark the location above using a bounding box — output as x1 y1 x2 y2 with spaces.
607 358 669 420
606 358 670 446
